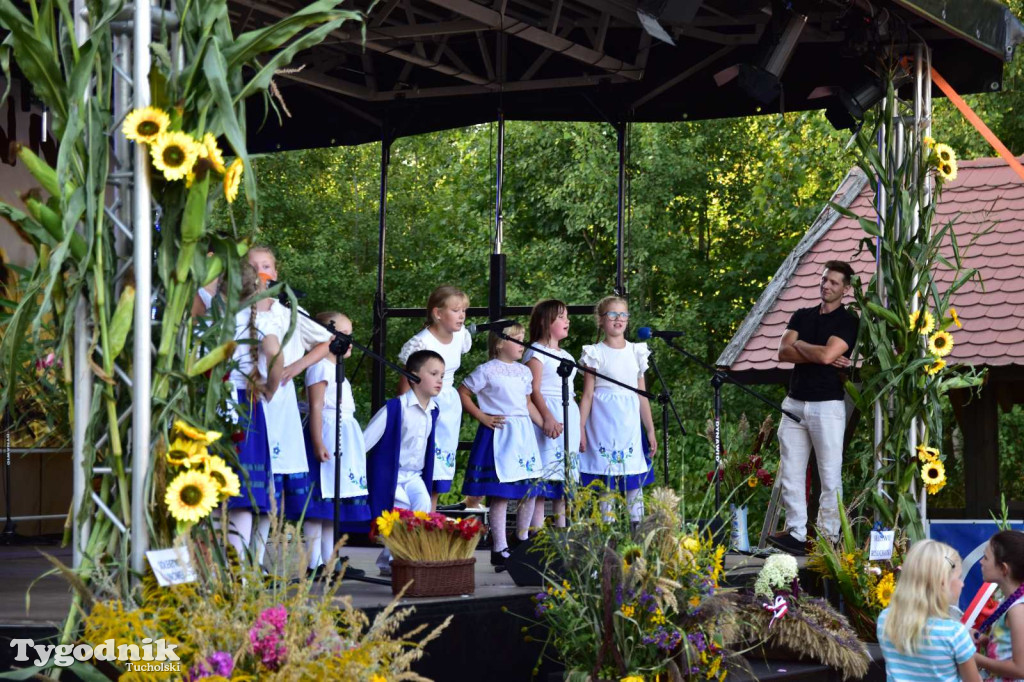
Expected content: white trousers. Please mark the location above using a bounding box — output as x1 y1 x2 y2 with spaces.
377 470 431 571
777 397 846 542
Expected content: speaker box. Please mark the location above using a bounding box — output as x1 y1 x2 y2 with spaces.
505 536 561 587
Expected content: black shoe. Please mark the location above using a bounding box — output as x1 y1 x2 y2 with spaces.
491 548 510 566
766 533 808 556
306 566 325 582
338 557 365 579
437 502 467 512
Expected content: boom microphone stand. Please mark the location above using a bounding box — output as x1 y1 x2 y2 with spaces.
275 288 419 585
652 337 801 511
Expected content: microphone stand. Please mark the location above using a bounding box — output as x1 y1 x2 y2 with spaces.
494 331 657 490
276 290 419 586
645 350 687 483
653 337 801 512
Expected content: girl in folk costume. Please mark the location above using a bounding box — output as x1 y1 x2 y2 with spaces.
524 299 581 528
975 530 1024 681
246 247 331 538
289 312 370 580
397 285 472 509
225 263 286 561
877 539 980 682
460 323 545 568
578 296 657 522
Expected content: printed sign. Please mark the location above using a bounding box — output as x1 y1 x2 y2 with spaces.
930 520 1024 610
146 548 197 586
869 529 895 561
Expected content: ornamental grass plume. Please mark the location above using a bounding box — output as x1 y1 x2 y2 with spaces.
373 509 484 561
75 526 450 680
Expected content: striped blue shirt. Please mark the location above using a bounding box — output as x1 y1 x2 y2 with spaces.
877 608 976 681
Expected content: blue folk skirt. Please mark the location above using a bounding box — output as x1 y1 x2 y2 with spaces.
228 389 277 513
462 424 543 499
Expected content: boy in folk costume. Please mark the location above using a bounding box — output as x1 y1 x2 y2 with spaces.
363 350 446 575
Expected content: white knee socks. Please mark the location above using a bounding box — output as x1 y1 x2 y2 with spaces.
516 497 536 541
490 498 509 552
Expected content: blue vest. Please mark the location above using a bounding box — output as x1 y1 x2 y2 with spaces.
365 397 439 524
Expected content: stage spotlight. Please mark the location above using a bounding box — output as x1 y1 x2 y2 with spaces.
636 0 703 46
821 72 913 130
715 12 807 104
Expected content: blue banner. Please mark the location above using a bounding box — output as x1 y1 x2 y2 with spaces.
930 520 1024 610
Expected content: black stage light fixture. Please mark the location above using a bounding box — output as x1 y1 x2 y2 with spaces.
636 0 703 46
715 10 807 104
818 71 913 131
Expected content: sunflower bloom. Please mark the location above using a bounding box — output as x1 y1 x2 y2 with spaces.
949 307 962 328
151 131 200 181
915 444 939 463
173 419 222 446
908 309 935 335
747 475 758 488
199 133 226 174
875 573 895 607
123 106 170 144
937 160 958 183
921 459 947 487
224 158 243 203
922 135 935 147
203 455 241 498
934 143 956 165
165 470 219 523
926 480 946 495
925 358 946 375
929 330 954 357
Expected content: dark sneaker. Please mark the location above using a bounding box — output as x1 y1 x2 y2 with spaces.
766 533 808 556
337 557 366 579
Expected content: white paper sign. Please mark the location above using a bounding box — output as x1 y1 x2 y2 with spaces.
146 548 197 586
869 530 896 561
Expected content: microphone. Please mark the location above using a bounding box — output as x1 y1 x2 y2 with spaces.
637 326 685 341
467 319 515 335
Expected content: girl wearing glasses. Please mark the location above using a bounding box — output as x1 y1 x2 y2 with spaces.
578 296 657 522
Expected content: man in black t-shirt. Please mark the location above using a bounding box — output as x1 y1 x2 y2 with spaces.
767 260 859 556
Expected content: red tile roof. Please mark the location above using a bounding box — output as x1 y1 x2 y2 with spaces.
717 157 1024 375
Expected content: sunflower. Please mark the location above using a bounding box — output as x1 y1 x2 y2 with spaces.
922 135 935 147
224 158 244 203
908 309 935 335
921 459 947 487
934 143 956 165
165 470 219 523
928 330 954 357
915 444 939 463
203 455 241 498
151 132 200 181
620 543 643 569
937 160 958 183
926 480 946 495
173 419 222 445
199 132 226 174
167 438 206 467
875 572 895 607
747 475 758 488
949 307 962 328
925 358 946 375
122 106 170 144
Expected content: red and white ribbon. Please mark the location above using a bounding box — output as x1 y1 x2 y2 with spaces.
763 596 788 628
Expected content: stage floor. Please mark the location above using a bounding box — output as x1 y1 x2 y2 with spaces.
0 542 790 625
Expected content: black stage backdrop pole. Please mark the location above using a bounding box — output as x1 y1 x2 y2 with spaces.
490 109 506 323
371 132 391 413
556 360 573 483
615 122 626 297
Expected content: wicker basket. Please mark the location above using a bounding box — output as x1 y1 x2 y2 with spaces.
390 557 476 597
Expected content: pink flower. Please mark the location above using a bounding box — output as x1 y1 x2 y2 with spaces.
249 605 288 670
